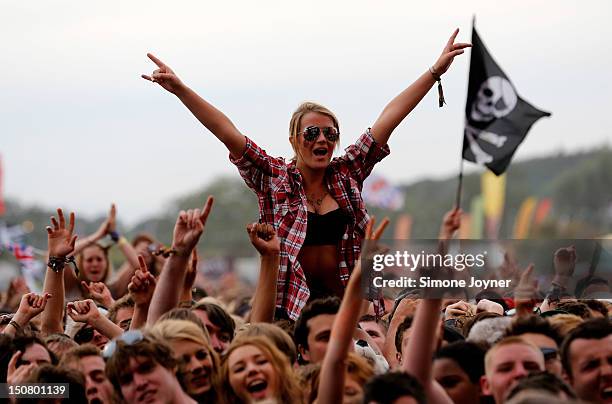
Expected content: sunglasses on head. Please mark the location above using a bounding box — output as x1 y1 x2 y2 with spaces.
540 347 559 361
102 330 144 359
301 126 339 142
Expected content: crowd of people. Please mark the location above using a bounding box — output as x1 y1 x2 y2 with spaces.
1 28 611 404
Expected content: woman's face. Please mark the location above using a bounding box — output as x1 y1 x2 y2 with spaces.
172 340 214 396
294 112 337 171
228 344 279 402
343 373 365 404
82 246 107 282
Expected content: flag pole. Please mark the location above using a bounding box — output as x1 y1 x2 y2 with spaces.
455 157 464 209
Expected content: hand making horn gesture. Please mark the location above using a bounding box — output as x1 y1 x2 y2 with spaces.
142 53 185 94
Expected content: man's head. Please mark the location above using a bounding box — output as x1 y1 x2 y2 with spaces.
27 364 88 403
105 332 184 404
505 371 576 401
61 345 116 404
363 371 426 404
13 335 54 367
505 315 562 376
107 294 135 331
294 297 340 364
433 341 485 404
560 318 612 403
394 316 413 365
481 336 545 403
359 314 387 354
192 302 235 354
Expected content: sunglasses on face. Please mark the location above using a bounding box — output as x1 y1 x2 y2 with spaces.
540 347 559 361
301 126 339 142
102 330 144 359
74 326 95 344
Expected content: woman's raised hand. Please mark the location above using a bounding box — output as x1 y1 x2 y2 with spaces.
128 255 157 306
142 53 185 94
246 223 281 256
432 28 471 76
46 208 77 258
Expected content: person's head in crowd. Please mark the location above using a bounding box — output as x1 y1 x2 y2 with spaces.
560 318 612 403
293 296 340 364
363 371 426 404
192 301 235 354
17 364 88 404
505 371 576 401
359 314 387 354
105 330 194 404
221 336 303 404
60 345 116 404
296 363 320 403
288 101 341 164
467 317 513 350
12 334 55 368
481 336 545 404
505 316 563 376
67 309 109 350
158 308 208 338
547 313 583 339
462 311 502 338
394 316 413 364
235 322 297 365
107 294 135 331
77 244 111 284
343 352 375 404
433 341 485 404
584 299 609 318
150 319 218 402
555 301 592 319
505 391 583 404
44 333 78 362
1 334 14 382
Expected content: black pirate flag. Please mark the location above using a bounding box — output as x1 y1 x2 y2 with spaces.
463 27 551 175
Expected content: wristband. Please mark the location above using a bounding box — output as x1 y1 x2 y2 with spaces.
48 256 80 277
8 320 22 333
429 66 446 108
109 231 120 242
118 236 128 246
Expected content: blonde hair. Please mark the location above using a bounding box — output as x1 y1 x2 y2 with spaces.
288 102 340 160
235 323 298 365
149 319 220 398
548 314 584 339
221 336 304 404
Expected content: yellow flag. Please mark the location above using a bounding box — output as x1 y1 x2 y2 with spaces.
481 171 506 220
513 197 538 239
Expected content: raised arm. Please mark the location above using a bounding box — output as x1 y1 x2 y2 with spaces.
147 196 214 325
67 299 123 339
370 29 470 145
317 218 389 404
128 255 157 330
3 292 51 337
247 223 281 323
142 54 246 158
104 204 141 297
41 209 77 335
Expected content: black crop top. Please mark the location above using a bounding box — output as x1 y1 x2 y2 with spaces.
303 209 348 246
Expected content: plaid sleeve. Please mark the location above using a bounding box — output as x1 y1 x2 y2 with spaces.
229 136 285 193
335 128 391 183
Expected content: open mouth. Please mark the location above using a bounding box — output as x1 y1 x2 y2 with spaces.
192 373 210 387
247 379 268 397
601 386 612 401
313 147 328 157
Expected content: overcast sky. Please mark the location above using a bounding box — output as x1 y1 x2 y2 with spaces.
2 0 611 225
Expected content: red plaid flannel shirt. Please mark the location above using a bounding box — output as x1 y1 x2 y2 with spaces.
230 129 390 320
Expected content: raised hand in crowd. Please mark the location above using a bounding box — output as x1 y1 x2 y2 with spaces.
6 351 36 385
41 208 77 335
444 300 475 321
142 53 186 94
3 292 52 336
148 196 214 325
439 207 462 240
2 277 30 312
180 250 199 304
317 217 389 404
128 255 157 330
72 204 112 256
67 299 122 339
247 223 281 323
81 281 114 308
553 245 577 281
